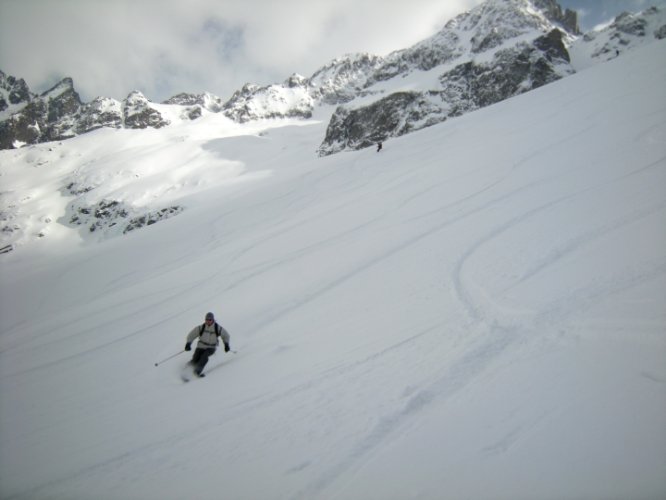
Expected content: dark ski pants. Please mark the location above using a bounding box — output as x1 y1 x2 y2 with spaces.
189 347 215 374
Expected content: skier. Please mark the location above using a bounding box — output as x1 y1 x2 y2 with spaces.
377 141 383 152
184 312 231 377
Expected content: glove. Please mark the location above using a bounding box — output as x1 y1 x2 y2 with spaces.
224 342 230 352
185 342 191 351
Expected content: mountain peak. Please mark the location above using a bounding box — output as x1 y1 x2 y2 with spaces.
445 0 578 49
532 0 580 33
123 90 169 129
1 1 663 152
40 77 77 100
0 70 33 112
125 90 150 103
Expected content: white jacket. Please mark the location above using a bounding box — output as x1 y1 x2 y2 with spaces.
186 322 230 350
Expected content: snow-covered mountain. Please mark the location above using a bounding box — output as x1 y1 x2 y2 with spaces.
2 1 664 153
0 0 665 257
0 31 664 500
317 1 666 154
570 5 666 68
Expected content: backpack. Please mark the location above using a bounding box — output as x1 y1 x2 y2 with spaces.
199 322 221 337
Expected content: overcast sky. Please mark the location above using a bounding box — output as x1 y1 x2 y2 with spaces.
1 0 664 103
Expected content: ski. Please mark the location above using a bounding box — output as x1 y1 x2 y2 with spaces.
181 365 207 382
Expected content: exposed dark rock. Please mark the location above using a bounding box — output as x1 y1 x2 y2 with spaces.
655 24 666 39
163 93 200 106
65 182 95 195
0 76 85 146
1 1 662 154
0 71 32 109
284 73 307 88
222 82 313 122
162 92 224 113
319 29 572 155
43 78 82 123
76 97 123 134
441 45 563 111
308 54 384 104
533 28 570 61
614 12 647 36
319 92 420 155
67 197 182 235
443 30 572 111
184 106 202 120
533 0 580 34
123 91 169 129
585 7 664 60
0 99 47 148
124 206 184 234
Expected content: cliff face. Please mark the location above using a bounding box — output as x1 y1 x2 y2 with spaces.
317 0 580 156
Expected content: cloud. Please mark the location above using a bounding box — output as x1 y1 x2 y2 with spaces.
1 0 484 103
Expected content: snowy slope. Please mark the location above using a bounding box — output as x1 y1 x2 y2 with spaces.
570 6 666 70
1 39 665 500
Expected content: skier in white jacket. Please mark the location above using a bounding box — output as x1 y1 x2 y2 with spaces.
184 312 231 377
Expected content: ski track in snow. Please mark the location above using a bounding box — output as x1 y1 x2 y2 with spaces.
292 327 519 500
454 161 666 325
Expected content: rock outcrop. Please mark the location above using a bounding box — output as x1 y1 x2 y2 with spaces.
1 1 663 154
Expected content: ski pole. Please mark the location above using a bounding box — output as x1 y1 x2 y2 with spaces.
154 350 186 367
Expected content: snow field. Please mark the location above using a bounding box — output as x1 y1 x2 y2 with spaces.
0 41 665 500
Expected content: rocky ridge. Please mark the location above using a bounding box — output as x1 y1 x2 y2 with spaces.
315 1 663 155
578 6 666 62
320 28 574 154
1 1 664 154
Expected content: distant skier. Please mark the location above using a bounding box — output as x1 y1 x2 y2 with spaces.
377 141 383 152
184 312 231 377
